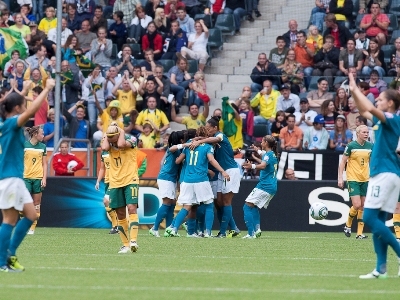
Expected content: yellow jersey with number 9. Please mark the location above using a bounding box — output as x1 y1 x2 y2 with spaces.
23 140 47 179
108 135 139 188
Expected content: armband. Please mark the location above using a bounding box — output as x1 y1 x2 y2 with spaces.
251 164 256 170
177 144 183 150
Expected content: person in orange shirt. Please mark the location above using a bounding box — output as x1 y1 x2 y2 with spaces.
294 31 315 90
279 114 303 151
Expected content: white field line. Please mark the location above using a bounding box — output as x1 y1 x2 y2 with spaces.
0 284 399 294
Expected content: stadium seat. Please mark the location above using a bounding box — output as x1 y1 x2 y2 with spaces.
382 76 394 85
355 14 364 28
129 43 142 57
333 76 346 86
107 19 115 30
389 0 400 17
253 124 269 138
194 14 213 28
298 92 308 99
158 59 175 73
390 29 400 44
135 59 145 66
381 44 395 64
214 14 235 36
387 14 398 34
111 44 118 59
308 76 320 90
187 60 199 75
207 28 223 50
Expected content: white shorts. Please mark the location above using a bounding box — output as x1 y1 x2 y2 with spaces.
245 188 275 209
210 180 218 199
364 173 400 213
178 181 214 205
157 179 177 199
0 178 33 211
217 168 241 194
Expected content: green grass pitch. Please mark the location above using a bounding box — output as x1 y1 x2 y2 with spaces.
0 228 399 300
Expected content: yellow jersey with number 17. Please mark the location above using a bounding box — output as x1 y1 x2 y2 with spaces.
24 140 47 179
108 135 139 188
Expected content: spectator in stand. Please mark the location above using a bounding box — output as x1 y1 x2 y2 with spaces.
84 65 106 127
26 45 49 70
114 0 142 26
38 6 57 36
154 64 172 114
154 8 171 36
282 19 298 48
53 141 85 176
329 0 353 28
90 27 113 75
109 11 127 52
329 114 352 151
145 0 165 19
137 76 164 109
138 123 157 148
164 0 186 21
338 39 364 76
131 65 145 110
161 20 188 60
62 36 80 64
224 0 247 35
47 18 73 50
142 22 163 61
141 48 157 75
0 9 14 28
361 37 385 78
171 100 209 129
303 114 329 150
129 6 153 44
4 50 22 77
76 0 96 21
281 49 304 94
112 70 138 114
21 4 36 24
188 70 207 107
238 98 254 145
294 98 318 133
358 81 375 105
7 60 25 91
179 19 209 72
359 2 389 46
307 77 333 113
334 87 349 114
0 67 6 89
345 97 359 131
168 57 192 106
306 25 323 53
276 84 300 114
359 0 388 13
90 5 108 33
210 0 226 25
337 67 362 96
76 20 97 56
9 13 31 43
234 86 252 106
323 13 352 49
310 0 330 32
294 31 315 90
104 67 122 98
250 79 280 134
250 53 280 95
279 114 303 151
269 36 288 70
43 109 66 148
312 35 340 91
356 29 370 50
320 99 338 132
176 7 195 34
114 45 136 74
270 110 286 141
366 70 387 99
181 0 202 18
285 168 298 180
62 101 91 148
388 37 400 77
67 3 82 33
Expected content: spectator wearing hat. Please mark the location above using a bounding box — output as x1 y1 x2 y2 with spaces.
276 84 300 115
250 52 281 95
171 99 209 129
359 2 389 46
294 98 318 133
303 114 329 150
329 114 352 152
28 20 46 43
279 114 303 151
355 29 370 50
93 96 124 143
63 100 91 148
306 77 333 114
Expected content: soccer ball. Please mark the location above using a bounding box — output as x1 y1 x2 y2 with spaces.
67 160 78 170
310 202 328 220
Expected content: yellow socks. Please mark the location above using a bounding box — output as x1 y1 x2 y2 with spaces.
357 210 364 236
393 214 400 239
117 218 129 247
346 206 357 228
129 214 139 242
29 212 40 231
105 207 118 227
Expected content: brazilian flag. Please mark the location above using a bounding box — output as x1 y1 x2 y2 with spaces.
221 97 237 138
74 52 96 78
60 70 73 85
0 28 28 69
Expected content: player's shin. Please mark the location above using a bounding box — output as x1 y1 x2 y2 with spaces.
129 214 139 242
117 218 129 247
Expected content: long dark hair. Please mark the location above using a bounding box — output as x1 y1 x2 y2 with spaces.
0 92 25 120
263 135 278 156
207 116 220 129
26 126 41 138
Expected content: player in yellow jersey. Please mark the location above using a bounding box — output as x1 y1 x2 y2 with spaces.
101 123 140 253
23 126 47 235
338 125 373 239
95 150 119 234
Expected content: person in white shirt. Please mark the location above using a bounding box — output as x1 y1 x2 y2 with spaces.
47 17 73 47
276 84 300 114
355 29 370 50
294 98 318 133
303 114 329 150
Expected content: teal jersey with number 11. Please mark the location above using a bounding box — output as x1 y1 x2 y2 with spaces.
256 150 278 195
182 143 214 183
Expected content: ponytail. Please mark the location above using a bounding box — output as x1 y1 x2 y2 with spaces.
264 135 278 156
207 116 220 129
26 126 41 138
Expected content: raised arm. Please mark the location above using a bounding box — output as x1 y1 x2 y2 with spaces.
170 100 183 123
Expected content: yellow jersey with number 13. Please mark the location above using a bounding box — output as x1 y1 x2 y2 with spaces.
23 140 47 179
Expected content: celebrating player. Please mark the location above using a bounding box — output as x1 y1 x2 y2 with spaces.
242 135 278 238
24 126 47 235
0 78 55 272
338 125 372 239
101 124 140 253
348 73 400 279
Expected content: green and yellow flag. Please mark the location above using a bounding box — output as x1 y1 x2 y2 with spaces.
74 52 96 78
0 28 28 69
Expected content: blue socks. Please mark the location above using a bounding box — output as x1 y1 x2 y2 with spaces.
196 204 206 233
204 203 214 235
252 207 260 232
153 204 170 231
173 208 189 232
186 218 196 235
220 205 232 235
9 218 33 257
0 223 14 266
243 204 254 236
228 216 239 232
166 204 175 227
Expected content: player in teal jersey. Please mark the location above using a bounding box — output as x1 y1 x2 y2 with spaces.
0 78 55 272
348 73 400 279
190 117 241 238
167 126 230 237
242 136 278 238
